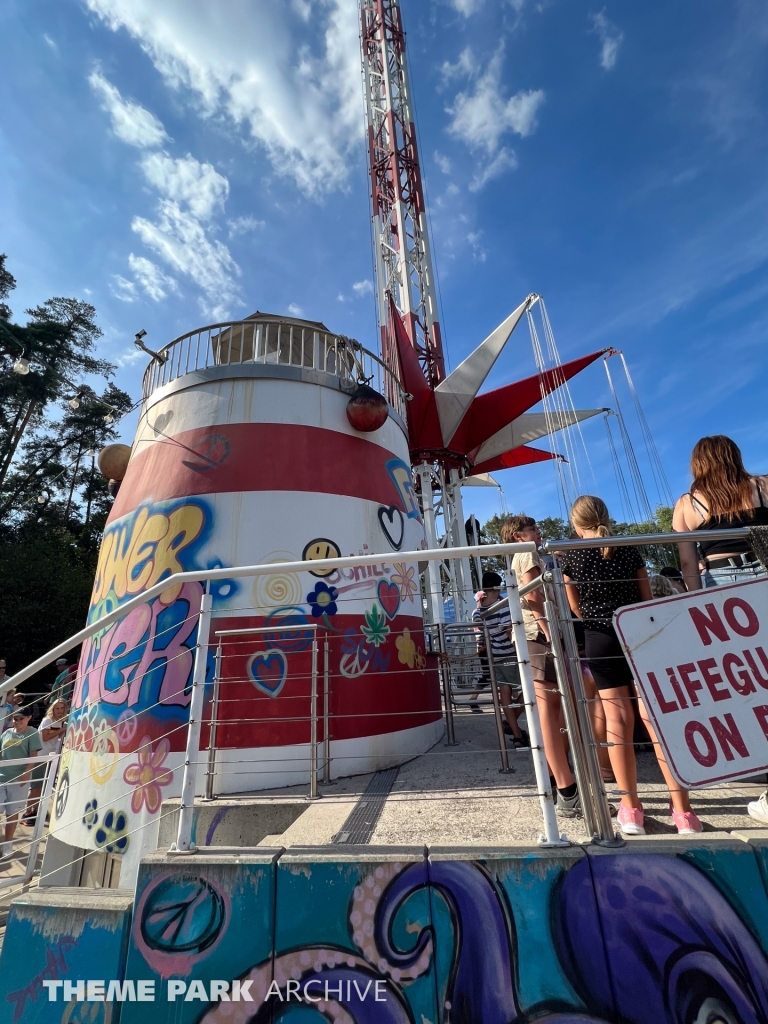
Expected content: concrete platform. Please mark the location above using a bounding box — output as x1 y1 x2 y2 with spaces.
180 711 767 849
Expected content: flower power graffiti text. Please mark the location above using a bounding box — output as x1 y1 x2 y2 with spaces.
89 500 210 619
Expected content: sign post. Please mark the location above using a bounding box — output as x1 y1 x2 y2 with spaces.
614 578 768 788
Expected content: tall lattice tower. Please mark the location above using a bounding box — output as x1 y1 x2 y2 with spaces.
361 0 445 389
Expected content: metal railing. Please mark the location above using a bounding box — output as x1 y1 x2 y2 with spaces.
1 525 762 881
141 315 408 420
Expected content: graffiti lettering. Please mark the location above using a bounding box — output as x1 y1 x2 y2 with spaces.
6 938 77 1022
75 581 201 711
91 502 207 610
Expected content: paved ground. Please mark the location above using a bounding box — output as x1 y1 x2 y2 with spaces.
236 708 767 846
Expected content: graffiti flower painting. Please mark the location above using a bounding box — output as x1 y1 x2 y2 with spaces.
123 737 173 814
391 562 417 603
361 604 390 648
307 581 339 618
396 628 417 668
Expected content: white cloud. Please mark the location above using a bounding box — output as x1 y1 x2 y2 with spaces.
352 279 374 297
467 230 487 262
469 147 519 191
227 215 265 237
111 275 138 302
590 10 624 71
132 201 241 318
434 151 452 174
84 0 363 196
88 67 169 148
449 0 485 16
128 254 179 301
447 48 544 155
441 47 478 84
140 152 228 219
43 33 58 51
287 303 303 316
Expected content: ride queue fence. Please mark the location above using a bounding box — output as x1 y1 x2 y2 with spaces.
0 527 760 889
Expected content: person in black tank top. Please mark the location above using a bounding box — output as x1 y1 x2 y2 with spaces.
672 435 768 591
672 436 768 827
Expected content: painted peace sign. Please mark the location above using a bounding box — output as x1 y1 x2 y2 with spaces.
55 769 70 820
140 876 226 956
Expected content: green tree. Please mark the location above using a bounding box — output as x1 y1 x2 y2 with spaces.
0 253 15 320
0 293 113 488
0 256 134 677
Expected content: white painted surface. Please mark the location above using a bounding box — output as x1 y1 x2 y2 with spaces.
615 577 768 787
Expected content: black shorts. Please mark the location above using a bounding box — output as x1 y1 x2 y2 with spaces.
584 627 634 691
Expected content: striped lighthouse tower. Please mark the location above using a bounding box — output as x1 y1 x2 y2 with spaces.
54 314 443 881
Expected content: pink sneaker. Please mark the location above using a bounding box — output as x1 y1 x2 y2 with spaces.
671 807 702 835
617 803 646 836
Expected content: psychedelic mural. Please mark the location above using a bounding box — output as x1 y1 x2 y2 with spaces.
106 842 768 1024
52 395 442 880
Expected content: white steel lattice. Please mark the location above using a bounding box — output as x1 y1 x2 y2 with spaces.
361 0 445 388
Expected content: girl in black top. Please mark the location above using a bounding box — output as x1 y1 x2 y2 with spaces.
673 435 768 828
561 495 701 836
672 435 768 591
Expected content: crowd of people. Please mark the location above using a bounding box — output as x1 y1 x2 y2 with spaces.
473 434 768 836
0 659 70 860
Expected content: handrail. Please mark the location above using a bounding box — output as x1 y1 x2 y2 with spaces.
0 541 536 697
542 526 752 551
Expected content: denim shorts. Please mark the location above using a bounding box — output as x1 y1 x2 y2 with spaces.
0 780 30 818
703 562 766 588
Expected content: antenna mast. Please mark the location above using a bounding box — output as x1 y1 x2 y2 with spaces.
361 0 445 387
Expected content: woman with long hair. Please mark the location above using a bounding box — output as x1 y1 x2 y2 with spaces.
560 495 702 835
673 435 768 825
672 435 768 590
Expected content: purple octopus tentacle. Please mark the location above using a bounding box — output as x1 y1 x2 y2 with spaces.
555 855 768 1024
426 860 519 1024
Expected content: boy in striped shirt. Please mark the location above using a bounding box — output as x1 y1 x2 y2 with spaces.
472 572 528 747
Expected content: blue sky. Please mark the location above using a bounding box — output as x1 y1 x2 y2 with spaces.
2 0 768 529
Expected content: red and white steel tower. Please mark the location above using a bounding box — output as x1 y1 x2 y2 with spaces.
360 0 608 621
361 0 444 389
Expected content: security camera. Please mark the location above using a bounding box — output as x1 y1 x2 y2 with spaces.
135 328 147 341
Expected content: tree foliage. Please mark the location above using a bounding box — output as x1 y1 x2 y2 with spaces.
0 253 134 678
480 506 678 573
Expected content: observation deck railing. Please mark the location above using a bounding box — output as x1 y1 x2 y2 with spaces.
141 315 408 419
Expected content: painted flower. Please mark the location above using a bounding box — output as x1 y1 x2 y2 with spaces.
123 737 173 814
361 604 391 648
396 628 417 669
82 799 99 830
391 562 418 603
94 809 129 855
307 581 339 618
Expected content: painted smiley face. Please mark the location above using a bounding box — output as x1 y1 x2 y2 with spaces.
302 537 341 577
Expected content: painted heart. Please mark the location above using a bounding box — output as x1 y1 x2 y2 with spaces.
378 504 404 550
247 649 288 698
377 580 401 621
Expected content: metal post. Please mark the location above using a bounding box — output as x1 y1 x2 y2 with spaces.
436 623 457 745
549 564 620 845
417 463 444 623
448 468 473 622
309 635 320 799
204 641 222 801
172 588 212 853
322 635 332 785
23 754 59 881
483 625 513 774
542 584 598 837
504 568 567 847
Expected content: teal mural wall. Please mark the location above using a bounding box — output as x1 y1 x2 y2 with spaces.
3 837 768 1023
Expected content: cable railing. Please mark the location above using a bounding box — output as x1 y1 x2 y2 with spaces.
1 525 764 896
140 314 409 420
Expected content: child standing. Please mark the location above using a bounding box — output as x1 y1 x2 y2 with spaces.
560 495 701 836
472 572 528 748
